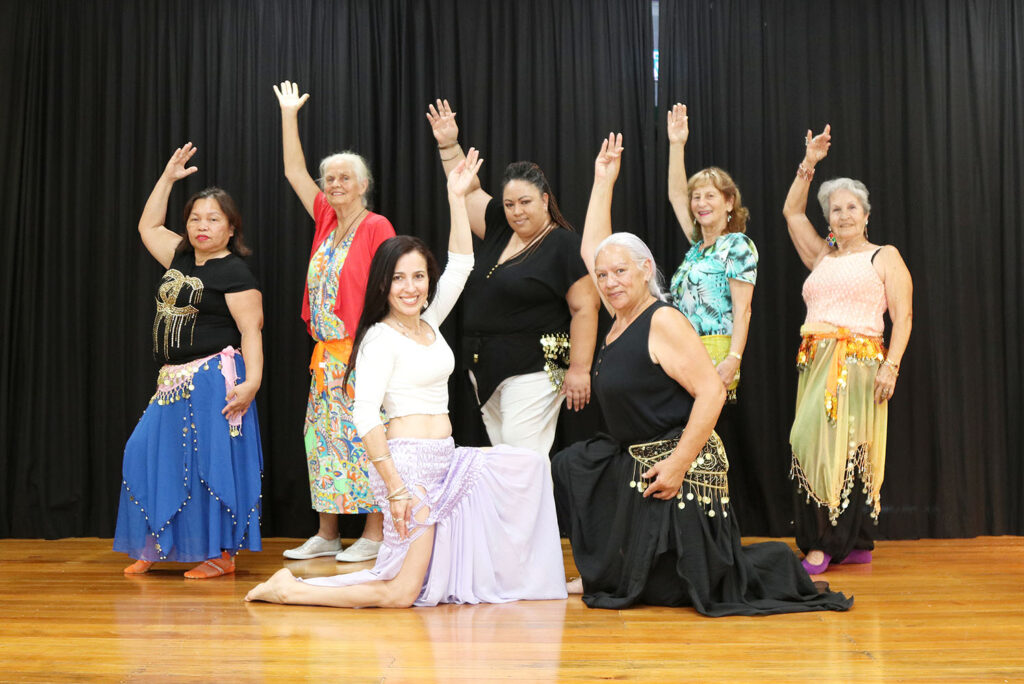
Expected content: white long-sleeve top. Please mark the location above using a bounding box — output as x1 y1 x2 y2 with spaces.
351 251 474 438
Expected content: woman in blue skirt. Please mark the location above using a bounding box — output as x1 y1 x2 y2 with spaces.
114 142 264 578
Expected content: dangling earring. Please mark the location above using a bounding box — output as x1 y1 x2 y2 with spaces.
727 213 732 224
864 219 869 241
826 230 837 248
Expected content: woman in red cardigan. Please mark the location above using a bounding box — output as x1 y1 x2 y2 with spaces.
273 80 396 563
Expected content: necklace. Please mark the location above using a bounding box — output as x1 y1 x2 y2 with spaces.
486 222 555 279
390 316 433 342
331 208 367 250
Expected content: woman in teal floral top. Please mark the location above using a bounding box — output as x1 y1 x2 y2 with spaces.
666 104 757 402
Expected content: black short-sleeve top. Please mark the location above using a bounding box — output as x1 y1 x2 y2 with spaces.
152 251 260 364
462 199 589 403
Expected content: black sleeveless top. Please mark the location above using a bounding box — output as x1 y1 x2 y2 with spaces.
592 300 694 444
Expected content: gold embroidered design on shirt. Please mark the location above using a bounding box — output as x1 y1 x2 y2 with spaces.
153 269 204 358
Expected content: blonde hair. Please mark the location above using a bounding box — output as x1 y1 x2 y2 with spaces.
687 166 750 242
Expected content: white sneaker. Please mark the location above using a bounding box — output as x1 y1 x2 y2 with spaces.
335 537 382 562
282 535 342 559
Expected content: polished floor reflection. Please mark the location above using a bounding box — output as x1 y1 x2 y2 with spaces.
1 536 1021 681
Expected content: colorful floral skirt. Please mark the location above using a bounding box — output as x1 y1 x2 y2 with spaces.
113 349 263 562
304 344 377 514
789 326 888 527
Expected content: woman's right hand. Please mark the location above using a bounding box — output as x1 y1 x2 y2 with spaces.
667 103 689 145
273 80 310 115
426 98 459 147
389 499 413 540
804 124 831 165
162 143 199 182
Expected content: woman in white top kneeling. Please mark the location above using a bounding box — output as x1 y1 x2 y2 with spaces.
246 150 568 607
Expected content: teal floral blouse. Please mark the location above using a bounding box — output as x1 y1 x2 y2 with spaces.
669 232 758 336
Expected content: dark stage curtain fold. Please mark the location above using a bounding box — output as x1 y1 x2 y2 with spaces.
1 0 1021 540
656 0 1024 537
0 0 653 538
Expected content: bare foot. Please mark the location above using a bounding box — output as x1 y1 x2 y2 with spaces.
245 568 297 603
805 550 826 566
124 559 154 574
566 577 584 594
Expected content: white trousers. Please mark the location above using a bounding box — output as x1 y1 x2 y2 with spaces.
469 370 563 456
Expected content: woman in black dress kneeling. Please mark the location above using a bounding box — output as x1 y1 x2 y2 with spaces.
552 134 852 615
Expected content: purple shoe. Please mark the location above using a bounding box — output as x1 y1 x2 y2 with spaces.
837 549 872 565
801 552 832 575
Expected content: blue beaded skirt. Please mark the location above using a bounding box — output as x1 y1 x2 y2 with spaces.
113 350 263 562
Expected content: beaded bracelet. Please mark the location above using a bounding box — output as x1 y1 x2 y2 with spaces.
882 358 900 375
796 163 815 181
727 351 743 362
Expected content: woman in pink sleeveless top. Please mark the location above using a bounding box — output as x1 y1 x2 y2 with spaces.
781 126 913 575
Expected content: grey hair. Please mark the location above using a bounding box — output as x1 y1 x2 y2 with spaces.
817 177 871 219
318 152 373 207
594 232 667 301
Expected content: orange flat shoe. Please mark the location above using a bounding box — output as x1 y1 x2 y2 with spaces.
184 552 235 579
124 559 154 574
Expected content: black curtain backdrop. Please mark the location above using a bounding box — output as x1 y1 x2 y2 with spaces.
0 0 1020 540
0 0 653 538
656 0 1024 537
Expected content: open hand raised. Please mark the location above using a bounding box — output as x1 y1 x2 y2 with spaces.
804 124 831 164
426 98 459 148
447 147 483 197
667 103 689 145
163 143 199 181
273 80 310 114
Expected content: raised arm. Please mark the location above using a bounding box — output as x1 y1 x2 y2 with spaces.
138 143 195 268
273 80 320 218
666 103 694 244
581 133 624 281
783 124 833 270
426 99 491 238
445 147 484 255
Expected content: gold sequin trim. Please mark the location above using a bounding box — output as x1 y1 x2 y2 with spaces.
627 431 731 517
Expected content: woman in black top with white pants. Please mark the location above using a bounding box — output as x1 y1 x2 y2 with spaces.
426 100 600 456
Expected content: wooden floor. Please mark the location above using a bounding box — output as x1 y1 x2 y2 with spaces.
1 537 1022 682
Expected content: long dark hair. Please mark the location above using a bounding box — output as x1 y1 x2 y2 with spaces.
175 187 252 257
501 161 573 231
343 236 441 389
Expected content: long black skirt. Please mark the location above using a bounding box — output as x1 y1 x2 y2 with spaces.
552 433 853 615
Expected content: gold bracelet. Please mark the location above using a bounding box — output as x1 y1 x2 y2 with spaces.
882 358 900 375
727 351 743 362
387 485 409 501
368 452 392 463
796 163 815 181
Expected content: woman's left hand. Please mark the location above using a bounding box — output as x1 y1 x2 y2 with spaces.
874 363 898 404
593 132 623 184
561 365 592 411
642 455 692 500
447 147 483 197
223 379 258 422
715 356 740 388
